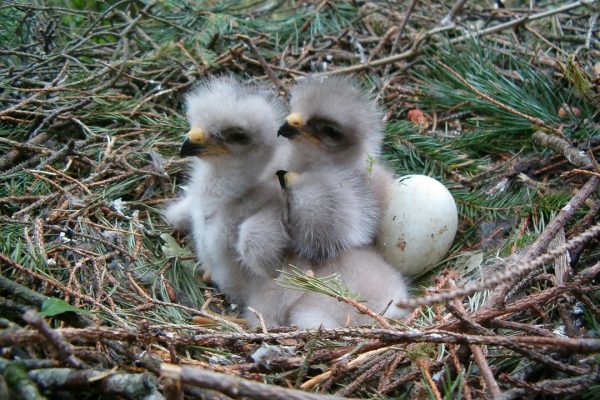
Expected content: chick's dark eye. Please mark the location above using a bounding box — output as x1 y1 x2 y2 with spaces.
309 119 344 142
223 129 251 145
321 125 343 141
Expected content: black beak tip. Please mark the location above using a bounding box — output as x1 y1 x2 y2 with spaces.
277 121 300 139
275 170 288 189
179 137 203 157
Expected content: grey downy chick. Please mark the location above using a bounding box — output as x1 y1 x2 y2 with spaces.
164 76 289 304
275 76 396 262
242 169 409 329
287 247 409 328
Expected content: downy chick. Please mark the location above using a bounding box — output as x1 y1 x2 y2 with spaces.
277 75 383 171
287 247 409 328
164 76 289 304
275 76 395 262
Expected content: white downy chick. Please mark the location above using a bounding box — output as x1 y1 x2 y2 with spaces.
287 247 409 328
164 76 289 303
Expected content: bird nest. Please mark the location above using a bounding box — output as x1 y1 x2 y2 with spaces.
0 1 599 399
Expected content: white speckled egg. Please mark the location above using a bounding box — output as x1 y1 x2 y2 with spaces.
376 175 458 276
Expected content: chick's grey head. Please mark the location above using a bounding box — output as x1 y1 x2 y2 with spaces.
181 76 285 175
277 75 383 169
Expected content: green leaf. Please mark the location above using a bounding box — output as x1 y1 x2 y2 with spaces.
40 298 90 317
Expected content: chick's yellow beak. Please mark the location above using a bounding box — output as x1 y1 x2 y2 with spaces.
275 170 300 190
286 113 303 128
179 127 229 157
187 128 206 144
277 112 320 145
277 113 304 139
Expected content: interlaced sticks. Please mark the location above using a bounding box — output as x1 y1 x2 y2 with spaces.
395 222 600 310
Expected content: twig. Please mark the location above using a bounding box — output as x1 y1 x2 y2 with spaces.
161 364 345 400
377 352 406 391
247 306 268 334
23 310 85 369
300 347 390 389
446 281 501 398
440 0 469 26
44 165 92 195
380 361 445 394
436 262 600 331
3 323 600 354
488 319 556 337
336 351 397 396
398 0 419 33
381 0 420 76
299 0 328 33
563 169 600 178
417 357 443 400
471 343 501 396
237 35 288 97
0 359 46 400
321 0 593 75
0 133 49 171
585 12 598 48
28 368 165 400
533 131 592 168
239 54 307 76
574 291 600 321
495 174 600 303
126 273 245 332
0 137 51 155
343 296 392 329
500 371 600 396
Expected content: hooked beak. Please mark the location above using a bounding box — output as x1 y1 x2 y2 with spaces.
179 128 228 157
276 170 287 189
277 121 301 139
180 137 206 157
277 112 304 139
179 128 206 157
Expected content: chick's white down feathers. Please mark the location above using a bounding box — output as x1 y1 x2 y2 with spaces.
278 75 395 262
165 76 289 302
284 167 380 263
286 75 384 171
166 75 409 328
244 248 408 329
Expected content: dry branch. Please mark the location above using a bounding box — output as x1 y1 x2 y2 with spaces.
22 310 84 370
161 364 345 400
